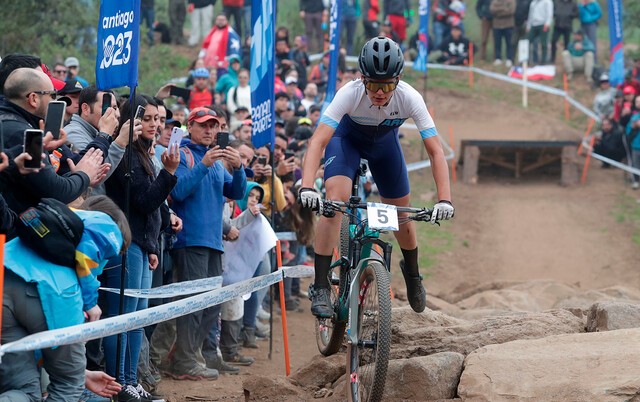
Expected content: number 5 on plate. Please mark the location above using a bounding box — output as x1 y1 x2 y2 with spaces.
366 203 399 231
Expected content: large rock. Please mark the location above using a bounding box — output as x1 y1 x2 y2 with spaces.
458 328 640 401
554 286 640 311
382 353 464 401
328 353 463 402
289 353 345 389
243 375 306 401
391 306 584 359
453 280 580 313
586 301 640 332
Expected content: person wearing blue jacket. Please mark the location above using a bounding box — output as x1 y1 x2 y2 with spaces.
167 106 246 381
0 195 129 402
625 110 640 188
578 0 601 61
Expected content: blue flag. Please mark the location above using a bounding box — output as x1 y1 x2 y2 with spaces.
324 0 342 106
413 0 430 72
95 0 140 90
250 0 275 150
607 0 624 87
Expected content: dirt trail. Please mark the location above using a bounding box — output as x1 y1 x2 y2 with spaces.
157 85 640 401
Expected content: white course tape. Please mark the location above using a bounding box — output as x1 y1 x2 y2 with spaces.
0 266 314 359
99 277 223 299
0 271 279 358
276 231 298 241
280 264 315 278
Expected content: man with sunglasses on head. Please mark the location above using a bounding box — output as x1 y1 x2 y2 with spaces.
299 37 454 318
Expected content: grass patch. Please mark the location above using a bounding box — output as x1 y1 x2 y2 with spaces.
613 193 640 245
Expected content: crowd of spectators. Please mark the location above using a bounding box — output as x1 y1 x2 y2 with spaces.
1 1 638 401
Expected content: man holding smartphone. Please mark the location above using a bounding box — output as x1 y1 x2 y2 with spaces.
0 68 105 221
167 107 247 380
66 86 141 194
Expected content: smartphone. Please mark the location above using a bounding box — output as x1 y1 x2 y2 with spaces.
169 86 191 100
169 126 184 149
257 155 267 165
216 132 229 149
135 105 146 121
284 150 295 160
101 93 113 116
23 129 44 169
44 100 67 140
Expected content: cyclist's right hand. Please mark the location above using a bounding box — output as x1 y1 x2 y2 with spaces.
298 187 321 209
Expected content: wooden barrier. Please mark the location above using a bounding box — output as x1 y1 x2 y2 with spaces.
460 140 580 185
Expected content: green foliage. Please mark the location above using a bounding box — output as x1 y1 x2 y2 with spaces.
0 0 99 62
613 193 640 245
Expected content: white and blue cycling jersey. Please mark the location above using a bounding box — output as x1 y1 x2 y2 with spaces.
320 79 438 140
320 79 438 199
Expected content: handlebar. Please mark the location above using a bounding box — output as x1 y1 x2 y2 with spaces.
315 199 434 223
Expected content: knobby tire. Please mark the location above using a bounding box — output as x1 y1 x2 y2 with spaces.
347 260 391 402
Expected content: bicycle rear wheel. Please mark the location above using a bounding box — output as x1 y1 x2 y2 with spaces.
315 215 350 356
346 260 391 402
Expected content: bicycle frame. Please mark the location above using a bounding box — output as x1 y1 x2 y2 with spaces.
336 164 394 344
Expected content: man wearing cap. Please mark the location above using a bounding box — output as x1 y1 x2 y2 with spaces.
188 68 214 110
284 76 306 117
168 106 246 380
58 79 83 125
593 73 617 120
64 57 89 87
561 30 595 82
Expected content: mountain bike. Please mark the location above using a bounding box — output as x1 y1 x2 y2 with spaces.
313 164 433 402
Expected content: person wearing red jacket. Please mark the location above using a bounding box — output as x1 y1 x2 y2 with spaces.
362 0 381 39
189 68 214 110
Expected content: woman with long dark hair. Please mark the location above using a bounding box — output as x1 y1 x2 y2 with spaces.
103 94 180 400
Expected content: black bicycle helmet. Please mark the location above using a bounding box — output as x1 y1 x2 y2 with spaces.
359 36 405 80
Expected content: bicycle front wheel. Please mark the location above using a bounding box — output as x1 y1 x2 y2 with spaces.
315 215 350 356
346 260 391 402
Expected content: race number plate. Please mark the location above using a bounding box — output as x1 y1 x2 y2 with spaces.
366 203 399 231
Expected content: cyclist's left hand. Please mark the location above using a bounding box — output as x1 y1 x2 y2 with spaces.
431 200 454 224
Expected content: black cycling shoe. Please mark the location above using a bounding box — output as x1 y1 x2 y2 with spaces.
400 260 427 313
308 284 334 318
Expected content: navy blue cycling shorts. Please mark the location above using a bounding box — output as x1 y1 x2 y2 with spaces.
323 124 410 199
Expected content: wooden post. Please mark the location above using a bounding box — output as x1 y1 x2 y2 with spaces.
462 145 480 184
449 126 457 184
522 60 528 108
577 119 595 155
561 145 579 186
581 135 597 184
0 234 5 344
275 241 291 376
563 73 570 121
469 42 474 89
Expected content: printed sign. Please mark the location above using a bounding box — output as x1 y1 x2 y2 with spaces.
96 0 140 89
250 0 276 149
367 202 399 231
